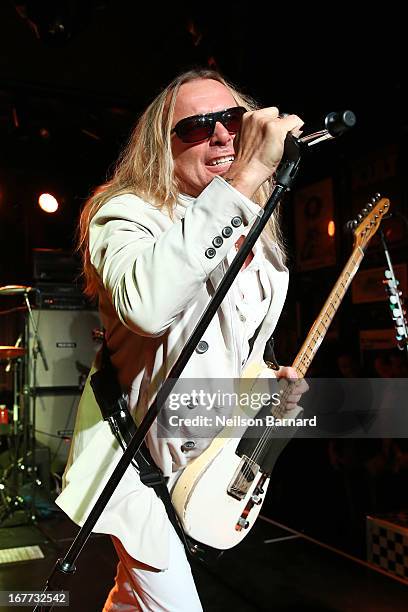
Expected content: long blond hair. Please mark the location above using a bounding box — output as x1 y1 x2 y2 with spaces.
78 68 285 298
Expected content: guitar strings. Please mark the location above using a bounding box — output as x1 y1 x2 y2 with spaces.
234 378 295 491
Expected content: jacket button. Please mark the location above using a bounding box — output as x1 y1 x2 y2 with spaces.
205 247 216 259
181 440 196 453
212 236 223 248
231 216 243 228
222 226 233 238
195 340 209 354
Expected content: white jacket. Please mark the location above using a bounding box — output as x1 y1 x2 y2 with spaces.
56 176 289 569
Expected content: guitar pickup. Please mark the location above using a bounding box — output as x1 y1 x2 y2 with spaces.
227 455 260 500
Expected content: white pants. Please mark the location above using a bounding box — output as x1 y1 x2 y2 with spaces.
103 524 203 611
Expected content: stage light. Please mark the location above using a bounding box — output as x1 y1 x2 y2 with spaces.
38 193 59 213
328 220 335 237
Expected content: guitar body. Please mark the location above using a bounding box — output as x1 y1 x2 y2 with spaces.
171 419 299 549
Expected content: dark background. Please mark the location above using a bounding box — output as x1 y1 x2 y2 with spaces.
0 1 407 557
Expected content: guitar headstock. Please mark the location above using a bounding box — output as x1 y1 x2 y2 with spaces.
348 193 391 250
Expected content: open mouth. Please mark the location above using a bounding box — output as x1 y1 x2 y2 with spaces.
207 155 235 167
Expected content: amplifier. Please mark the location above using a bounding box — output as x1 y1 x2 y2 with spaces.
32 248 80 283
34 392 80 471
27 309 101 390
35 283 94 310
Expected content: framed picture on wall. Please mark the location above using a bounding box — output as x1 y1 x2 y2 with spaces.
294 178 336 271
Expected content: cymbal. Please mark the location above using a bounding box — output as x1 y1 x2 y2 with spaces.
0 285 34 295
0 346 26 360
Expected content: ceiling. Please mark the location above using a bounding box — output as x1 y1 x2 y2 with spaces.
1 2 406 133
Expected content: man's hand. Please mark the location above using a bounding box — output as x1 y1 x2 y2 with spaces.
224 108 304 199
276 366 309 412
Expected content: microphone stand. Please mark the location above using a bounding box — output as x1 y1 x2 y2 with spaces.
380 230 408 354
34 118 351 611
24 291 49 522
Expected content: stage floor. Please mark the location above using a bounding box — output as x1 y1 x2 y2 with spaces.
0 511 406 611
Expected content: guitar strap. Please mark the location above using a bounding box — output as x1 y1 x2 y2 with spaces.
90 339 223 564
90 340 193 554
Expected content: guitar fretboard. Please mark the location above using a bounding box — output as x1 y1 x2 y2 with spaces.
292 247 364 377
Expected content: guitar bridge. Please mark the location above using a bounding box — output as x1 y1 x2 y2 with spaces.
227 455 260 500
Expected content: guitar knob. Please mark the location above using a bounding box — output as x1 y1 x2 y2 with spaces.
389 296 398 304
237 517 250 529
251 494 262 505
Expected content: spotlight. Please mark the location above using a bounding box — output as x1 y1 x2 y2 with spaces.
38 193 59 213
328 220 336 237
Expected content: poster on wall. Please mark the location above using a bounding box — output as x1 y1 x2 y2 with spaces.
359 329 396 351
294 178 336 271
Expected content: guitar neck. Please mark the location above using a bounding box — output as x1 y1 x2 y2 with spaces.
292 246 365 377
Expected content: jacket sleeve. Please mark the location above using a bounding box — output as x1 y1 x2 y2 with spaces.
90 176 263 336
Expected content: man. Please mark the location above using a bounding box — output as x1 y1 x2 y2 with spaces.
56 68 305 610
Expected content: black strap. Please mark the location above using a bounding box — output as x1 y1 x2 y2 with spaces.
90 342 193 557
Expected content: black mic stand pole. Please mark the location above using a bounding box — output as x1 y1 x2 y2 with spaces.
35 115 353 611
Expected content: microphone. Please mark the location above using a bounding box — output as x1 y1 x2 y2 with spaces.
325 110 356 136
299 110 356 147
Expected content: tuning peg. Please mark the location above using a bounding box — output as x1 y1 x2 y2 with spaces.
391 308 402 317
357 213 363 221
371 194 380 204
344 219 359 232
362 208 368 216
389 295 398 304
367 202 373 209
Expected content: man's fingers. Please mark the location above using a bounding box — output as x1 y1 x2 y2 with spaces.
276 366 298 379
276 366 309 410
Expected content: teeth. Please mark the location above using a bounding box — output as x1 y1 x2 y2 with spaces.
209 156 234 166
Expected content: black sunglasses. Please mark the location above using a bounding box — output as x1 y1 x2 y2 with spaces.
171 106 246 143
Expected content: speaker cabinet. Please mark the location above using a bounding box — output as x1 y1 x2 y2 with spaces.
34 392 80 471
28 309 101 390
27 308 101 472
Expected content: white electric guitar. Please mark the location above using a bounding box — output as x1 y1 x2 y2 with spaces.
171 195 390 550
